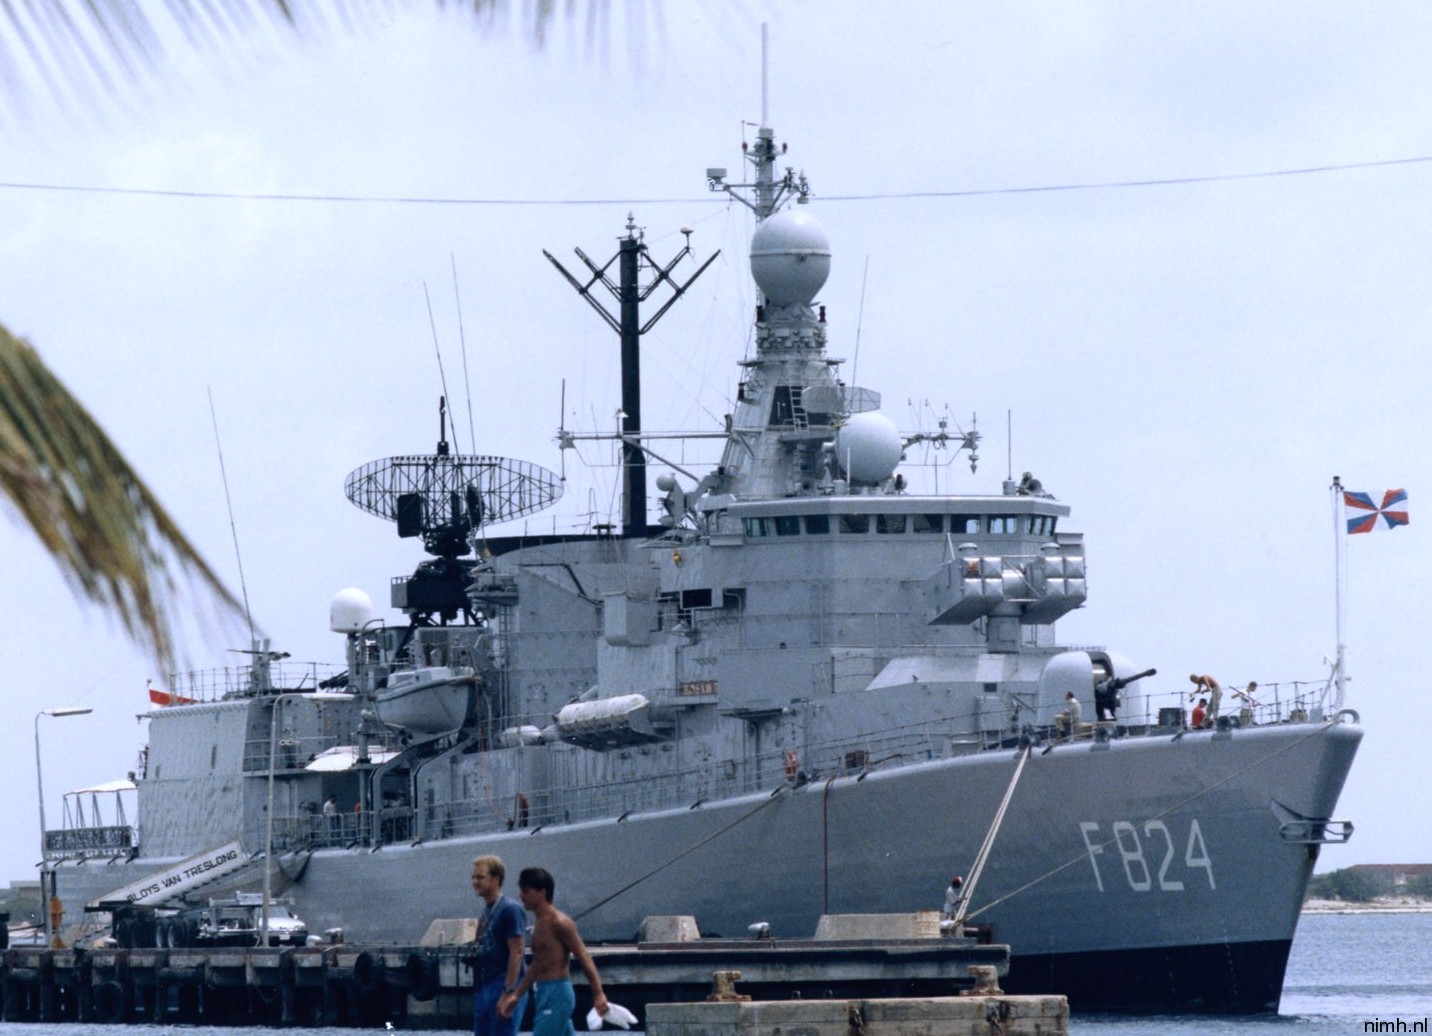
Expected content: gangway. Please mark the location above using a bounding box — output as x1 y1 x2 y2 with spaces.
85 839 248 911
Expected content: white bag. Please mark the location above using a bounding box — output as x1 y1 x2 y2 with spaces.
586 1001 636 1030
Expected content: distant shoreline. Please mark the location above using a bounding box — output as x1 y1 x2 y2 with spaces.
1302 897 1432 914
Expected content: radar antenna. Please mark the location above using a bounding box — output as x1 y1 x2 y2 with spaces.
345 397 563 560
344 399 563 624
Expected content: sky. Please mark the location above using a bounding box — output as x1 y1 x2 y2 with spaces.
2 1 1428 890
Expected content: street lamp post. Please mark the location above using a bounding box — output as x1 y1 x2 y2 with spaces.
35 706 93 948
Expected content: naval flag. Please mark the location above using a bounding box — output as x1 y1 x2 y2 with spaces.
1344 488 1409 534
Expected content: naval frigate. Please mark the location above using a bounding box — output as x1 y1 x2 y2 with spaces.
48 115 1361 1014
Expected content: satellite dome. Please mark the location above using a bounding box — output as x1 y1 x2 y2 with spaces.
835 411 903 484
329 587 374 634
749 209 831 306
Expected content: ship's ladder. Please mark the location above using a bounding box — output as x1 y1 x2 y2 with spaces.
790 388 809 430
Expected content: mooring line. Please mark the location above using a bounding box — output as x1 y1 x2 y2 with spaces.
572 784 792 922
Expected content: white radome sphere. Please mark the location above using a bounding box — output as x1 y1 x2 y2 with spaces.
749 209 831 306
835 412 903 484
329 587 374 634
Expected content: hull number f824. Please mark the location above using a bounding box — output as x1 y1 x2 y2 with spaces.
1079 819 1216 892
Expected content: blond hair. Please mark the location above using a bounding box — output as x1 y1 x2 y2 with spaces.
472 855 506 885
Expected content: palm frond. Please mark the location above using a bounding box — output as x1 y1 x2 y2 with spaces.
0 1 602 127
0 322 248 676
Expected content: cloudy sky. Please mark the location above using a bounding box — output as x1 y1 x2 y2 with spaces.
2 1 1427 894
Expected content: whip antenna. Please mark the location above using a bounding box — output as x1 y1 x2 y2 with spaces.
208 388 255 646
452 254 477 450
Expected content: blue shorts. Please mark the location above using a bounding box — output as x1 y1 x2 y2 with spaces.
533 979 576 1036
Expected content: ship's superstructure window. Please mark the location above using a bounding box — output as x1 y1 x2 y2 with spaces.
1030 515 1058 536
681 588 714 609
741 510 1057 540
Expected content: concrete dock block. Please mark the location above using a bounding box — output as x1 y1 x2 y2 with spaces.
648 994 1068 1036
812 913 941 941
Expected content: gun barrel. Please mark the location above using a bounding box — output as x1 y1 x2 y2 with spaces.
1108 667 1158 691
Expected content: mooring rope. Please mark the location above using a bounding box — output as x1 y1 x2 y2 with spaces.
572 784 792 922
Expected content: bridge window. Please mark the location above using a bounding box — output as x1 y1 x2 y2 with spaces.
877 514 907 534
911 514 944 533
838 514 871 534
951 516 982 535
989 515 1021 534
804 515 831 535
1030 515 1059 536
743 518 773 538
774 515 802 536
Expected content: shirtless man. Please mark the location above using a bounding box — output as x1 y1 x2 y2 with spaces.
497 867 608 1036
1189 674 1221 728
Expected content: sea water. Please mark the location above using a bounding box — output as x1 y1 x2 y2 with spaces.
1075 912 1432 1035
3 912 1429 1035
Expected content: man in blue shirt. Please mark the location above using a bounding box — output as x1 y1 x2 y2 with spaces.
471 855 528 1036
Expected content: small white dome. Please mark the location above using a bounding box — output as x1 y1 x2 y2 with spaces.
329 587 374 634
749 209 831 306
834 411 903 484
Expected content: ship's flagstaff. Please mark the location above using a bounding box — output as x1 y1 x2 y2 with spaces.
1331 475 1348 708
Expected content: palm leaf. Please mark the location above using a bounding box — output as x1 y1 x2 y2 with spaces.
0 0 633 671
0 1 610 126
0 322 246 675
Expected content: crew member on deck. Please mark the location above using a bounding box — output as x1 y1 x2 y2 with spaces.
1094 676 1120 722
1054 691 1081 739
1234 681 1260 707
1189 674 1221 728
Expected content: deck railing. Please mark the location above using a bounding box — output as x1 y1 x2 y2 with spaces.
261 674 1345 849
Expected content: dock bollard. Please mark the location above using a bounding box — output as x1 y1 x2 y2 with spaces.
707 971 750 1002
963 965 1002 995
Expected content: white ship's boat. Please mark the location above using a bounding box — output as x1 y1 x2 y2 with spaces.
47 109 1360 1014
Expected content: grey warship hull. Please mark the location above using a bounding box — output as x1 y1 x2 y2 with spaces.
294 720 1358 1013
58 712 1359 1012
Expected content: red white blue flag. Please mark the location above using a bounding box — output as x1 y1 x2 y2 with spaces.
1344 488 1409 534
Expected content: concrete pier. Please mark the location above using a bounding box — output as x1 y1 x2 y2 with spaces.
2 913 1050 1029
648 995 1069 1036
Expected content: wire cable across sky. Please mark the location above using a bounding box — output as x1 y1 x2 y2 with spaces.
2 152 1429 207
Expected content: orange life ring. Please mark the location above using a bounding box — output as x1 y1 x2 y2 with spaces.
783 749 799 780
